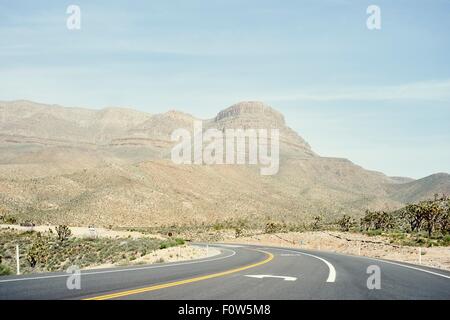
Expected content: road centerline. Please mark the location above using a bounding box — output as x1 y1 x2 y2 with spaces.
83 249 274 300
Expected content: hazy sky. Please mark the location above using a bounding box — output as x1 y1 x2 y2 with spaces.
1 0 449 178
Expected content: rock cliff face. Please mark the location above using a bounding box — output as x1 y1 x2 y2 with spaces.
0 100 448 227
0 100 312 153
215 101 285 124
210 101 314 156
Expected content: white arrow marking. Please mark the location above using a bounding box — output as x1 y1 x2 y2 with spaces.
245 275 297 281
268 248 337 283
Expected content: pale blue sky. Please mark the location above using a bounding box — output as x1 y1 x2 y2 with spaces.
1 0 449 178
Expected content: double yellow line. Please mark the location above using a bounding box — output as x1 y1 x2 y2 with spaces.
84 250 274 300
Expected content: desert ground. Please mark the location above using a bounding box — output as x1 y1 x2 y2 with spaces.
226 231 450 271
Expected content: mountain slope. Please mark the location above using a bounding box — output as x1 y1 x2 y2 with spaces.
0 100 448 227
385 173 450 203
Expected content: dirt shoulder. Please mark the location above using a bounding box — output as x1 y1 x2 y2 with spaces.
86 244 220 270
225 231 450 271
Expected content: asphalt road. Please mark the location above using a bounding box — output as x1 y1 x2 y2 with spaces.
1 244 449 300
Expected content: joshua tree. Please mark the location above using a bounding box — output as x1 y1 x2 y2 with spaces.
312 216 322 230
402 204 425 233
421 200 444 238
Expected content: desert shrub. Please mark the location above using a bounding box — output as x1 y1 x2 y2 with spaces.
442 235 450 246
337 214 356 232
212 222 224 231
361 210 396 231
0 214 17 224
26 238 49 268
0 264 12 276
265 222 282 234
55 225 72 242
175 238 185 245
365 229 382 237
0 229 171 275
159 238 184 249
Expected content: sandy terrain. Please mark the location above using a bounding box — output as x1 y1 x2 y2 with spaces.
86 244 220 270
0 224 164 240
226 231 450 271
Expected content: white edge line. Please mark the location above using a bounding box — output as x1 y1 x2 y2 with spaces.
287 247 450 280
356 255 450 280
272 247 450 281
0 246 236 283
268 247 336 283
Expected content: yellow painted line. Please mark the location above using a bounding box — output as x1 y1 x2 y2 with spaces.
84 250 274 300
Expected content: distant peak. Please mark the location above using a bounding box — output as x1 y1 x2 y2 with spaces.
424 172 450 179
232 101 268 108
215 101 285 124
162 110 196 121
98 106 148 114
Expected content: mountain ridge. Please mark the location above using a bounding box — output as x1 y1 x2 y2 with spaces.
0 100 448 227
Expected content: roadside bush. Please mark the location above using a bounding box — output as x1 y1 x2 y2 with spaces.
159 238 184 249
27 237 49 268
175 238 185 245
0 214 17 224
361 210 396 231
55 225 72 242
0 264 12 276
0 229 173 275
337 214 356 232
265 222 281 234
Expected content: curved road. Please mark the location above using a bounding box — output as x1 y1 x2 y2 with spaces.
0 244 449 300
